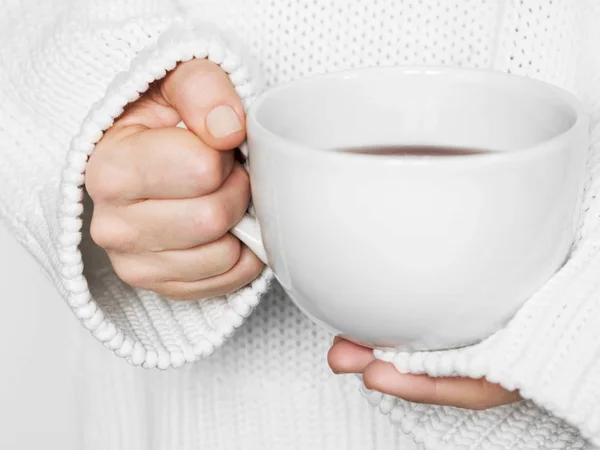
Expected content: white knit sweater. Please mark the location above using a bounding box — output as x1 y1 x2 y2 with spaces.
1 0 599 449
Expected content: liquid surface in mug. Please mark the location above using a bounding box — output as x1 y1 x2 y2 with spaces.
332 145 494 156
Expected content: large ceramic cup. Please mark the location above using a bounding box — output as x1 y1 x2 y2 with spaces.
231 66 589 352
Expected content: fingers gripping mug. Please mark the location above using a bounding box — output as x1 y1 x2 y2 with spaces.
231 66 589 352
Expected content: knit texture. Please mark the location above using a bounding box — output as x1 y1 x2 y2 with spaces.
0 0 599 449
60 17 276 369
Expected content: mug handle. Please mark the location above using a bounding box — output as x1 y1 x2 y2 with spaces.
231 215 268 265
175 122 269 265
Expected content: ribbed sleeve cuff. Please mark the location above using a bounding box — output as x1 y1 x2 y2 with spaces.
363 238 600 449
57 18 273 369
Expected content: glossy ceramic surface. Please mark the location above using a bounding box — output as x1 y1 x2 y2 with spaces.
232 66 589 351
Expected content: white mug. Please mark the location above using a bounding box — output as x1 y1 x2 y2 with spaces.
231 66 589 352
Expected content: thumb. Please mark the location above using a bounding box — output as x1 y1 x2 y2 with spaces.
160 58 246 151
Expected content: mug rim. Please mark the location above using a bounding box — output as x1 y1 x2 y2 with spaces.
246 65 589 166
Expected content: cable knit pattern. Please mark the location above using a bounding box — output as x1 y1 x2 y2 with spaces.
1 0 600 449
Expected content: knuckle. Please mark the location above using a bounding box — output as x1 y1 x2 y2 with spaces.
89 215 109 249
361 370 378 392
218 235 242 271
185 64 230 99
112 258 153 290
86 156 128 204
195 199 230 239
165 60 232 107
188 150 225 195
243 250 265 279
90 214 138 252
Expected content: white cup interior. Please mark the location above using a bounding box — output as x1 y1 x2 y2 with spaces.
254 67 579 152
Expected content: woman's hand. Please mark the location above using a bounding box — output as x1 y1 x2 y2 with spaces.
86 59 264 300
328 338 521 410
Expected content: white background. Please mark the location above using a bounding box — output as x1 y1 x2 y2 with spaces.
0 223 78 450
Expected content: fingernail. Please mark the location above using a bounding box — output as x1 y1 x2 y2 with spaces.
206 105 243 138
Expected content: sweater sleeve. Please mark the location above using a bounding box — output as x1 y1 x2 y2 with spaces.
0 1 273 369
359 3 600 449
